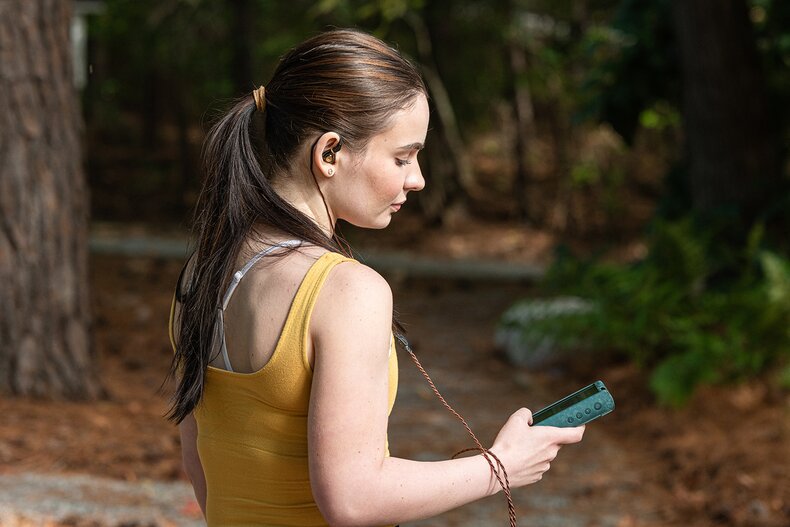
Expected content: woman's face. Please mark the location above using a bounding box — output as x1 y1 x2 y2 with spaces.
330 94 429 229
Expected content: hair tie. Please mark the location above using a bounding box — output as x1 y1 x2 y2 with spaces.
252 86 266 112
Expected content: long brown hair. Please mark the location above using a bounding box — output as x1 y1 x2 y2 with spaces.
167 29 427 423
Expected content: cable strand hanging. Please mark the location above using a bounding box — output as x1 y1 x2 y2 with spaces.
394 333 517 527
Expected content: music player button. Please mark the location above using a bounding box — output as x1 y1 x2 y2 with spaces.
594 402 602 410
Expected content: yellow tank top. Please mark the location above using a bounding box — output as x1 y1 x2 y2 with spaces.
170 251 398 526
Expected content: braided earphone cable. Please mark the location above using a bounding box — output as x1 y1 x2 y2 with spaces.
394 334 517 527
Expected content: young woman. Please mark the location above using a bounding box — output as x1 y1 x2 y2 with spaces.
168 28 584 526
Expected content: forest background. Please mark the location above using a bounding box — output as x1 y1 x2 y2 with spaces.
81 0 790 404
0 0 789 526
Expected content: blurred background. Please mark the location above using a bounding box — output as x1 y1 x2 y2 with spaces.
0 0 788 526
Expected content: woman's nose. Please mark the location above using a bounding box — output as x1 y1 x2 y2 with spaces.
405 162 425 192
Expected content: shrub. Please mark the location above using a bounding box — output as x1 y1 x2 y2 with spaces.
502 219 790 405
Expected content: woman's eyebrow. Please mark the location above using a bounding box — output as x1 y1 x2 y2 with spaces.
396 142 424 151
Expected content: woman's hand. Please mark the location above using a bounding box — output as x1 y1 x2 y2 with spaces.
489 407 585 488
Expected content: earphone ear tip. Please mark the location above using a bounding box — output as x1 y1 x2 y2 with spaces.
323 139 343 164
321 136 344 164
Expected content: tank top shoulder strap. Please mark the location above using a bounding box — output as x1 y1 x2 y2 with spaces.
291 251 356 313
280 251 357 371
216 240 303 372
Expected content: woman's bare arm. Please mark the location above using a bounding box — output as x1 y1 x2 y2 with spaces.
179 413 207 517
308 262 584 526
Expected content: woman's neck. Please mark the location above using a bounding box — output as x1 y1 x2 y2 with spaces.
270 176 335 237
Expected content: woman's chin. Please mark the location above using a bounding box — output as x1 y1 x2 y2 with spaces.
346 215 393 230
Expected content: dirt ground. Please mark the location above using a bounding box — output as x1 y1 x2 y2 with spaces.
0 224 787 526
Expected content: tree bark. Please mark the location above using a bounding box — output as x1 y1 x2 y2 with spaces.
672 0 780 228
405 12 478 205
0 0 102 398
507 39 536 220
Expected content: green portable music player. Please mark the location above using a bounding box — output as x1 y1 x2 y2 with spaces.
531 381 615 427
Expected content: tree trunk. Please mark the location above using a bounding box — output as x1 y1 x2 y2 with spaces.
507 39 536 220
405 11 477 213
0 0 102 398
672 0 780 230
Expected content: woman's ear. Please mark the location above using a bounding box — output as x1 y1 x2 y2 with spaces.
312 132 343 179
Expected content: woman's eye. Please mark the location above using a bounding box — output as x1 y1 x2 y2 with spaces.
395 158 412 167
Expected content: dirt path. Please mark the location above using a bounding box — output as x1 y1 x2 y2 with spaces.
0 473 202 526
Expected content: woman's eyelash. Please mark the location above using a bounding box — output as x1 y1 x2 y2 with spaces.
396 158 412 166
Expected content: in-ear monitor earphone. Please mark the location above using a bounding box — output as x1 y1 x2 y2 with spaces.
322 138 344 164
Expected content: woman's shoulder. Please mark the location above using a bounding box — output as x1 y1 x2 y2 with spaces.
325 255 392 299
312 254 393 329
237 240 390 300
243 234 387 293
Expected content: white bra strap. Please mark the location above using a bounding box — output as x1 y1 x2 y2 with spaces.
217 240 302 372
221 240 303 310
217 308 232 372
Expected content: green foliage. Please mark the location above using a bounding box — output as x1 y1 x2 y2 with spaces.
578 0 679 143
750 0 790 151
528 220 790 406
638 101 680 131
91 0 236 116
